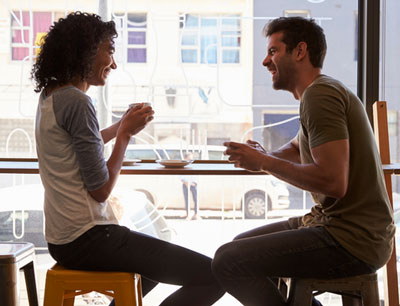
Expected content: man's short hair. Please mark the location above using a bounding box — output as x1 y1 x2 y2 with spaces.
263 17 327 68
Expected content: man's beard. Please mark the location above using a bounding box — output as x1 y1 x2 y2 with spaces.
272 59 296 91
272 69 295 91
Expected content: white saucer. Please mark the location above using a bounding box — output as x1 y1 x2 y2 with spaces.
156 159 193 168
123 159 141 166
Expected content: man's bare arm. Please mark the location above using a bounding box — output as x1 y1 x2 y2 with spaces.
269 137 300 164
225 138 349 198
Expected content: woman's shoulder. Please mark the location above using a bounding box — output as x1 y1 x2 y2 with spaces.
50 85 92 107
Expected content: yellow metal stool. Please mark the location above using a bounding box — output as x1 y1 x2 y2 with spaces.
43 264 142 306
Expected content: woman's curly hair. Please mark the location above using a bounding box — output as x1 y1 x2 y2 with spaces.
31 12 117 93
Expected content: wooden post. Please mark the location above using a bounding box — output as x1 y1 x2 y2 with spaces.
373 101 399 306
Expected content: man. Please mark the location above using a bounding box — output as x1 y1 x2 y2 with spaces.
211 17 395 306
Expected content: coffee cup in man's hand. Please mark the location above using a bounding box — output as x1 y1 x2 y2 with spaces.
129 102 151 108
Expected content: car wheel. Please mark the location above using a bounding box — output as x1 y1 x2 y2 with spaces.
244 191 270 219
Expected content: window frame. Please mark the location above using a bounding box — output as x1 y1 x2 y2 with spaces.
113 12 148 64
179 13 241 65
10 11 61 62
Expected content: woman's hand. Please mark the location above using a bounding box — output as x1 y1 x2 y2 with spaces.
117 103 154 138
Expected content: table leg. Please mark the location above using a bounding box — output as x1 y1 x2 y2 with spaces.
23 261 39 306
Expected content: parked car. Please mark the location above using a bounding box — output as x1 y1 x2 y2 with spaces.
0 184 173 252
124 143 229 161
120 144 290 219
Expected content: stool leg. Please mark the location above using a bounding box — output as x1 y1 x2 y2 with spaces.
288 279 313 306
43 278 66 306
114 286 137 306
22 262 39 306
62 290 75 306
361 284 380 306
342 294 362 306
137 275 143 306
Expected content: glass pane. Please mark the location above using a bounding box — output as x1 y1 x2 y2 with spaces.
127 13 147 27
222 15 240 27
222 49 239 64
221 32 240 47
200 17 217 27
11 29 29 43
127 48 146 62
33 12 52 34
181 49 197 63
128 31 146 44
11 11 30 27
12 47 29 60
184 14 198 28
181 32 197 45
200 34 217 63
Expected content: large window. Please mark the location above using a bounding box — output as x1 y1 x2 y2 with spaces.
179 14 241 64
3 1 389 305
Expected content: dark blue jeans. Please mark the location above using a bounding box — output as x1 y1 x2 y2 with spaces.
48 224 224 306
182 183 198 214
211 218 375 306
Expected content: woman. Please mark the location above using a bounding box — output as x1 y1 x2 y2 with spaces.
32 12 224 306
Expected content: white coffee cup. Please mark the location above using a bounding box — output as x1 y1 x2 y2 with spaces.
129 102 151 108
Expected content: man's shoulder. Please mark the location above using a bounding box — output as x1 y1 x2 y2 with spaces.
303 74 352 103
309 74 346 91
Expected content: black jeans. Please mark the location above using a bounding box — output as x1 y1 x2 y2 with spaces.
211 219 375 306
48 224 224 306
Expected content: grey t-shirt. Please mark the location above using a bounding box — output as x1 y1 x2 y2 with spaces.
35 86 118 245
297 75 395 269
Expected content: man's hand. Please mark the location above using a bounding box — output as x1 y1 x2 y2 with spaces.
118 103 154 138
246 139 267 154
223 141 267 172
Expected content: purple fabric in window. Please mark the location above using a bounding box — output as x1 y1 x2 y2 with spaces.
127 48 146 63
128 31 146 44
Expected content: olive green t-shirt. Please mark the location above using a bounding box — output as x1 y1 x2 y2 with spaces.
298 74 395 269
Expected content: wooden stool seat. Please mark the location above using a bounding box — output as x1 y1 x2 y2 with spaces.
0 242 39 306
43 264 143 306
288 272 379 306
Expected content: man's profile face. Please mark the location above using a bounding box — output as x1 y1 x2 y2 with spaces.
262 32 296 92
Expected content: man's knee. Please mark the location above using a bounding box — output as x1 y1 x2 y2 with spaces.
212 242 239 280
234 231 248 240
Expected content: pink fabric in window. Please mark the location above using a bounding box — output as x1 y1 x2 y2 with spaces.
12 11 52 60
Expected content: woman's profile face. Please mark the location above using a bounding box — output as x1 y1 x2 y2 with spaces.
87 39 117 86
